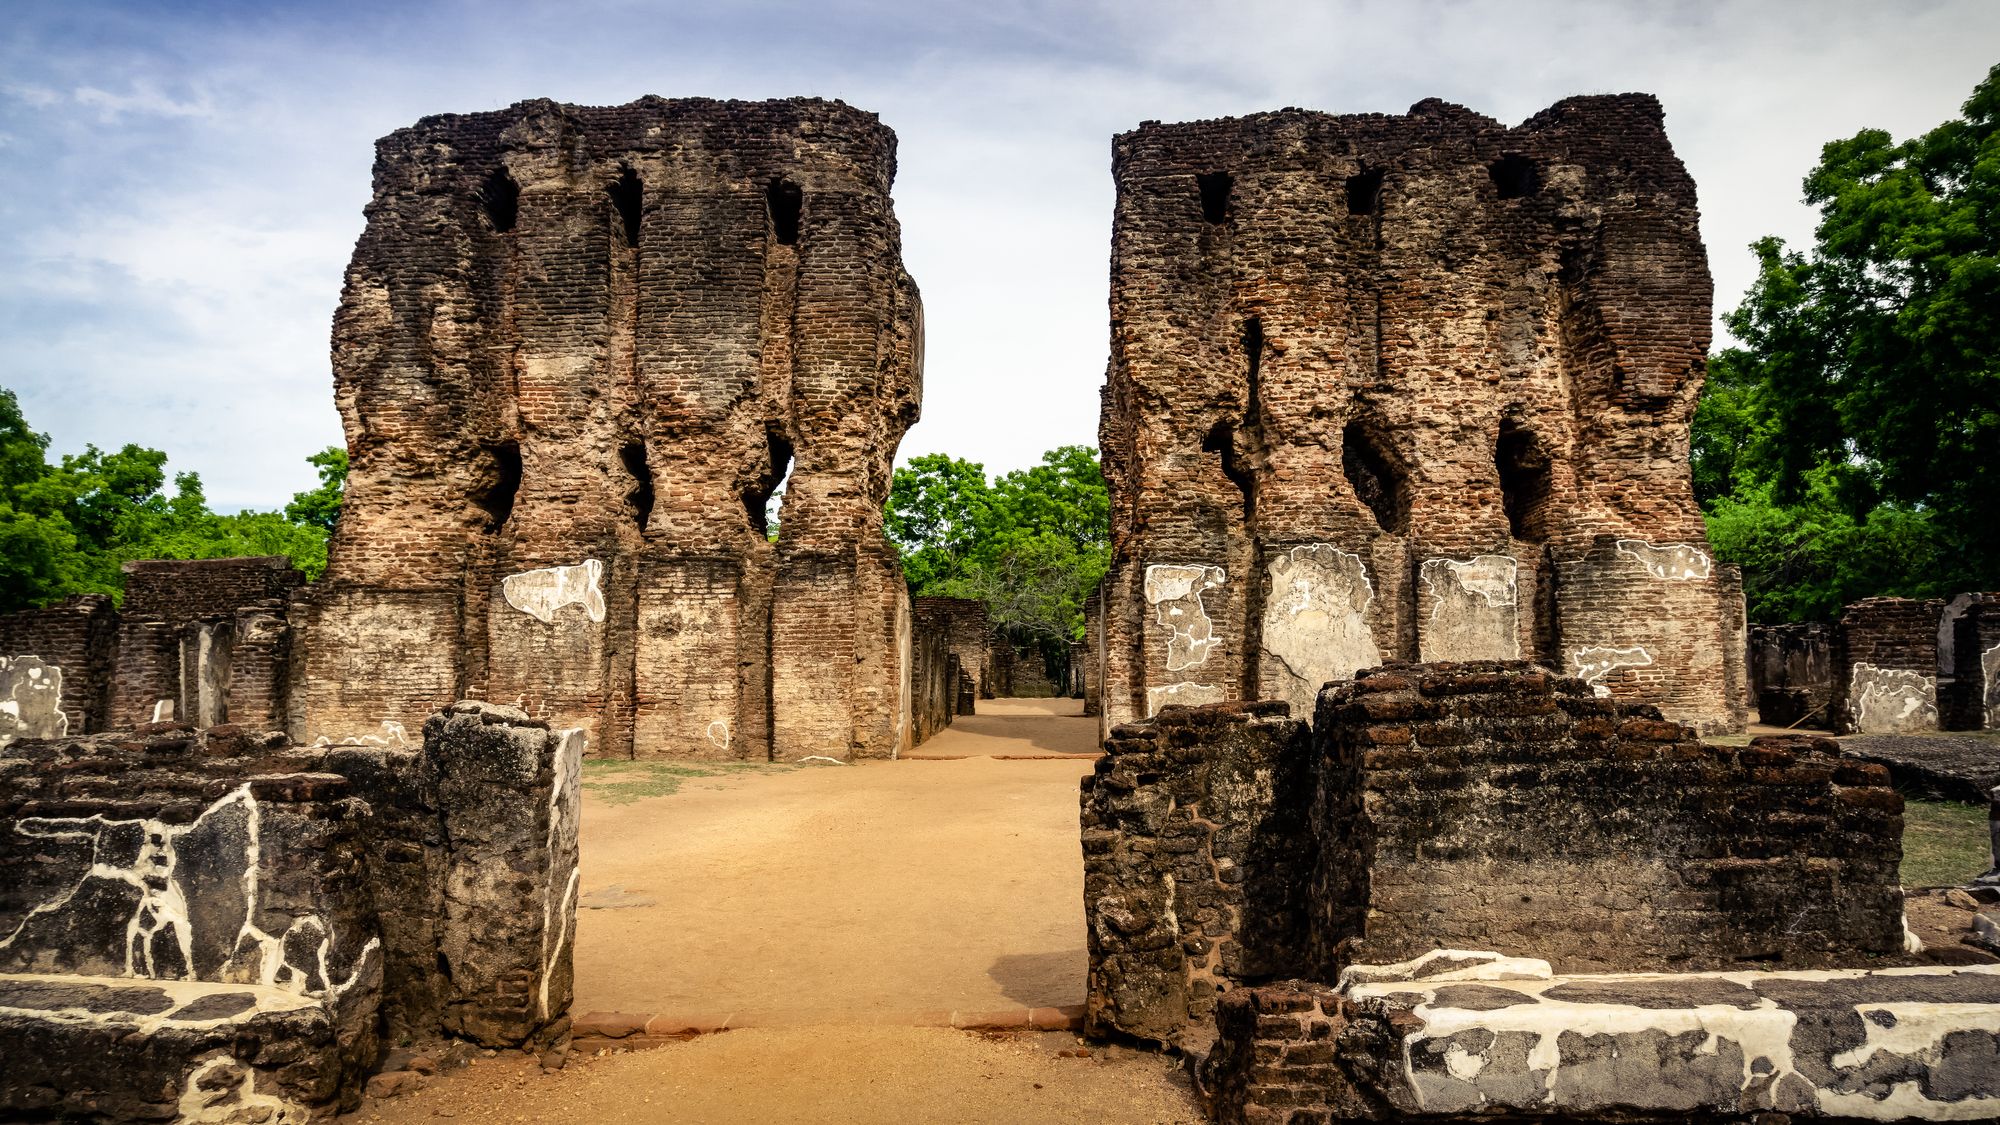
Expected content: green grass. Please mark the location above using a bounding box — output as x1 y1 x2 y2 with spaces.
581 758 798 804
1902 796 1992 888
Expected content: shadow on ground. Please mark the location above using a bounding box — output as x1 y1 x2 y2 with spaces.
988 949 1089 1008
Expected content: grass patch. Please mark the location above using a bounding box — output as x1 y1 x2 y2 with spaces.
1902 796 1991 888
582 758 795 804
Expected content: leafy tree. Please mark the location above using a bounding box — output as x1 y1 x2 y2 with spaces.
285 447 347 533
0 388 335 611
885 445 1110 649
1696 64 2000 619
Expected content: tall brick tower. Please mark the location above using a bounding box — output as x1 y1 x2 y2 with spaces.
299 97 923 759
1098 96 1746 733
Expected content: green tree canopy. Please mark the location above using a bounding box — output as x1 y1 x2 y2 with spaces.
885 445 1110 648
1695 63 2000 620
0 388 335 611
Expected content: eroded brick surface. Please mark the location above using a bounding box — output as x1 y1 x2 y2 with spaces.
1097 96 1746 735
298 97 922 760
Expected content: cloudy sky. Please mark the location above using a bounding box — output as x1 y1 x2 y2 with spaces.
2 1 1995 510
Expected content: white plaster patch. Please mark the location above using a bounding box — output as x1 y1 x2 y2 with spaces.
0 972 325 1035
1339 949 1553 989
0 655 67 746
1616 539 1713 581
503 559 607 624
1850 663 1938 734
1146 681 1225 717
152 699 175 723
1347 965 2000 1121
1981 641 2000 725
1262 544 1381 718
1572 644 1654 698
177 1052 310 1124
537 728 585 1021
1417 556 1519 662
310 720 408 750
1144 563 1225 672
705 719 731 753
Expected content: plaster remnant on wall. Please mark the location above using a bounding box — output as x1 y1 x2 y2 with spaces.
1983 641 2000 721
1146 681 1226 717
502 559 607 625
152 699 175 723
537 728 584 1022
1262 545 1381 717
1616 538 1713 581
0 783 378 999
1849 662 1938 734
309 720 408 750
1573 644 1655 697
705 719 731 752
0 655 67 746
1145 563 1226 672
1418 556 1520 662
177 1053 309 1124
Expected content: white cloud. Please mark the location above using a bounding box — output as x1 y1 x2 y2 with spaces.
72 83 214 120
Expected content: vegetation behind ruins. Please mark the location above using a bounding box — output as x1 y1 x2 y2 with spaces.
885 444 1109 652
0 388 342 611
1695 63 2000 623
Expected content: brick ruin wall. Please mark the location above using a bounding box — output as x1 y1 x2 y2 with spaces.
1749 621 1834 727
296 97 923 761
915 596 992 706
1832 597 1946 734
1082 665 1907 1050
1097 96 1748 736
1941 592 2000 730
0 703 579 1119
0 595 117 738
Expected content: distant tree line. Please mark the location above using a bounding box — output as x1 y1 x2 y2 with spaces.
0 388 344 612
1693 63 2000 622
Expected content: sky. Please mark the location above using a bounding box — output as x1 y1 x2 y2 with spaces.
1 1 1995 512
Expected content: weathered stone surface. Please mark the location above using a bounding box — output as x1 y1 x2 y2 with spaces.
1314 663 1906 972
1840 733 2000 806
1750 621 1833 727
296 96 923 762
1081 701 1314 1046
1097 95 1747 736
1203 965 2000 1124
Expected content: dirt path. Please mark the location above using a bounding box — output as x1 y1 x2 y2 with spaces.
353 1028 1200 1124
573 697 1103 1023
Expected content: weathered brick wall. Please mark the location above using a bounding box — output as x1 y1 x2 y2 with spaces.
1082 580 1103 717
121 556 303 622
907 612 957 747
0 594 117 734
302 96 922 761
1832 596 1945 734
1097 95 1743 734
914 596 993 703
1941 593 2000 730
1080 702 1314 1045
1313 664 1905 972
1750 621 1834 727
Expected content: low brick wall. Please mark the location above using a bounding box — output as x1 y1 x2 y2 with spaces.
1833 596 1945 733
1081 701 1314 1045
1314 664 1906 972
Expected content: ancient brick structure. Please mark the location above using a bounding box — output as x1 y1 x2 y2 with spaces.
298 96 922 761
1097 96 1746 734
914 596 993 706
1081 702 1313 1044
1204 963 2000 1124
111 556 303 731
1748 621 1833 727
0 594 117 738
1941 592 2000 730
0 703 579 1119
1832 596 1946 734
1311 665 1903 971
1082 665 1907 1053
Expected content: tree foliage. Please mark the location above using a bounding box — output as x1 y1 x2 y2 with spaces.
885 445 1110 649
0 389 341 612
1696 64 2000 621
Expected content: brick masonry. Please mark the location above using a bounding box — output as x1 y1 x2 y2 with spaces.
1831 597 1946 734
297 97 922 761
1097 95 1747 736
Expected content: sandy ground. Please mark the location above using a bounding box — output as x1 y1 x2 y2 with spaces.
573 697 1103 1023
351 1028 1201 1125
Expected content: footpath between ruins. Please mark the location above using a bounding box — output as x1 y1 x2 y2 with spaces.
348 696 1202 1124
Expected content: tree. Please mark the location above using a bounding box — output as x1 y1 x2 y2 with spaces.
285 447 348 533
885 445 1111 648
0 388 336 611
1695 64 2000 619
